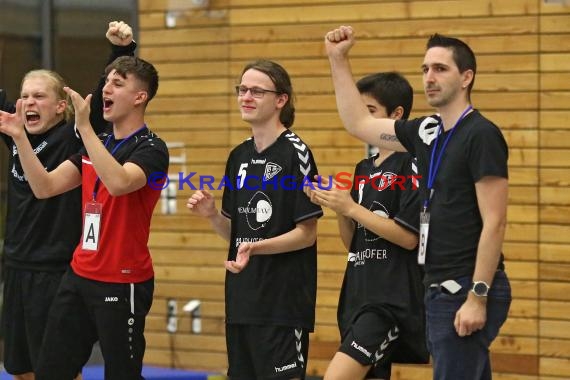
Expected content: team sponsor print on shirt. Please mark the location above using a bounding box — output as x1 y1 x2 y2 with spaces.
33 140 48 154
237 191 273 230
10 140 49 182
11 164 26 182
347 248 388 267
355 201 390 243
234 237 264 248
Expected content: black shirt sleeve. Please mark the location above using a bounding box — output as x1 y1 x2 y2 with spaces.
292 148 323 223
349 161 361 203
0 89 14 113
394 119 417 155
393 156 421 234
69 133 109 171
69 132 169 177
0 89 16 147
126 136 169 177
465 120 509 182
68 152 82 172
221 150 236 219
395 116 441 157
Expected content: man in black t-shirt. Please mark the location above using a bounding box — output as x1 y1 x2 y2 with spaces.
0 22 135 380
188 60 323 380
306 72 427 380
324 27 511 380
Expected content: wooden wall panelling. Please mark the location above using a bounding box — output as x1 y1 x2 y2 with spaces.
138 0 570 378
539 5 570 380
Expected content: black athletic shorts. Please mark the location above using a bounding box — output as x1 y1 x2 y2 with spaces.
339 310 400 379
35 268 154 380
2 267 65 375
226 324 309 379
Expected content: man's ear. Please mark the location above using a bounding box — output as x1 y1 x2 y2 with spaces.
275 93 289 109
461 69 474 89
390 106 405 121
134 91 148 106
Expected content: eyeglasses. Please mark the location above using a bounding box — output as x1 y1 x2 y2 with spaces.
235 85 280 98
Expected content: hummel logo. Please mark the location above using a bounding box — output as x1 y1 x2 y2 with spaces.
374 326 399 362
105 297 119 302
285 132 312 176
293 142 306 152
297 151 309 164
285 133 299 142
369 171 383 179
351 341 372 358
275 362 297 373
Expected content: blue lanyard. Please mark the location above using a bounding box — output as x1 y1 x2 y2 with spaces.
92 125 148 200
424 106 473 211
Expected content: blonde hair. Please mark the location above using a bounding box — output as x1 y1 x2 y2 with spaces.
21 70 74 121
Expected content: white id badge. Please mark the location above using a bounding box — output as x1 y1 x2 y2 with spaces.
440 280 462 294
418 211 430 265
82 201 102 251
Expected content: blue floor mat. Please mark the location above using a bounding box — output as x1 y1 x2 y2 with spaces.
0 365 220 380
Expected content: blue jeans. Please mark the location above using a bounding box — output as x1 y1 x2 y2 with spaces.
425 271 511 380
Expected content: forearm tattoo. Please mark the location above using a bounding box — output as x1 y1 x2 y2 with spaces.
380 133 398 142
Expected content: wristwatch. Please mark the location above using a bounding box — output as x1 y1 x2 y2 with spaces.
470 281 490 297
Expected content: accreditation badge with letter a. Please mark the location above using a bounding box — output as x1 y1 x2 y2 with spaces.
82 201 102 251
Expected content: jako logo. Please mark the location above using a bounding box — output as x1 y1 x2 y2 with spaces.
105 297 119 302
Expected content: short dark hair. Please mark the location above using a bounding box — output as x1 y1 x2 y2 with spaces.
427 34 476 96
240 60 295 128
105 56 159 104
356 72 413 119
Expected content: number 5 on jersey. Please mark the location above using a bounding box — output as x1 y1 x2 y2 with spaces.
237 163 248 189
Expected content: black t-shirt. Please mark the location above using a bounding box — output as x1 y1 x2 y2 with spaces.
2 120 83 271
221 130 323 330
0 42 136 271
394 110 508 285
337 152 424 337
